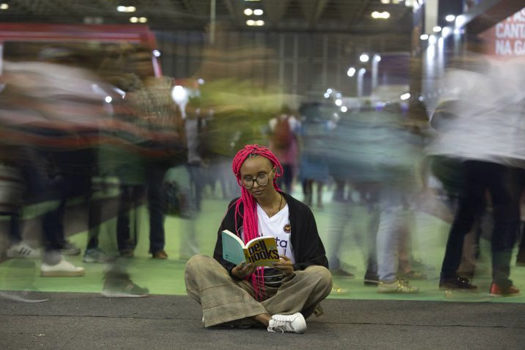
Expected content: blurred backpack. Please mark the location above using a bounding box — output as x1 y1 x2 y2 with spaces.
272 117 292 150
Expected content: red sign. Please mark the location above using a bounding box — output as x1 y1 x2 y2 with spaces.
480 8 525 57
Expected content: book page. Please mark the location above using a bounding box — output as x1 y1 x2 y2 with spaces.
222 230 246 265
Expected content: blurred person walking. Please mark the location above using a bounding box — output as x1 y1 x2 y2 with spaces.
268 106 300 194
429 55 525 296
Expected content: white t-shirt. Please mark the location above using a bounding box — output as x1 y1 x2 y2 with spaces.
256 203 295 263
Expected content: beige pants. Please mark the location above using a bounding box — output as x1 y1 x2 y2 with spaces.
185 255 332 327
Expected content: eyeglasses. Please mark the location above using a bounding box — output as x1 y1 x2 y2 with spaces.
242 171 272 189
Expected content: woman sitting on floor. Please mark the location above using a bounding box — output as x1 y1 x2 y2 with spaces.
185 144 332 334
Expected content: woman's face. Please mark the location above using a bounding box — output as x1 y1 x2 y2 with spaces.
239 156 275 199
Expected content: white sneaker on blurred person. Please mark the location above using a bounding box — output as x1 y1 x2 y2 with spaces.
267 312 307 334
41 257 84 277
6 242 41 259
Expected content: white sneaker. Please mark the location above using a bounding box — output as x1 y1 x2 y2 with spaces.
6 242 41 259
267 312 307 334
41 257 85 277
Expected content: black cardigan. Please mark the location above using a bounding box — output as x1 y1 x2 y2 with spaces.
213 192 329 276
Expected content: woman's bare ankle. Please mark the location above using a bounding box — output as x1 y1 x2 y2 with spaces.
253 313 271 326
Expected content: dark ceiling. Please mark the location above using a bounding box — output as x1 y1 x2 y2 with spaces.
0 0 414 33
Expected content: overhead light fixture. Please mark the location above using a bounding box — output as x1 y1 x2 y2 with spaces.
347 67 356 77
359 54 370 63
244 9 253 16
139 17 147 23
0 3 8 10
171 85 188 105
374 54 381 62
105 96 113 104
420 34 429 40
152 50 161 57
445 14 456 23
441 27 452 38
340 106 348 113
253 9 264 16
371 11 390 19
400 93 411 101
130 17 138 23
455 15 467 28
433 26 442 33
117 6 136 13
247 19 264 26
380 0 391 4
335 99 343 107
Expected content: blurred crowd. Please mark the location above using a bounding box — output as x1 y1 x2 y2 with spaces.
1 44 524 299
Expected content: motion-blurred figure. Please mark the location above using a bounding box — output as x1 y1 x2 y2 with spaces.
429 54 525 296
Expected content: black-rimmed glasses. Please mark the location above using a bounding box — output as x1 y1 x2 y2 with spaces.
242 172 270 189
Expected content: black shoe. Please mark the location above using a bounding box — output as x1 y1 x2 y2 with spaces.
439 276 477 290
364 271 379 286
330 268 355 278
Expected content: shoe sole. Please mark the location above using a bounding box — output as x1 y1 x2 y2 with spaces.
489 292 520 297
439 286 478 292
41 270 85 277
101 291 149 298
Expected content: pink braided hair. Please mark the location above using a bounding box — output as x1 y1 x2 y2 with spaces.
231 144 283 300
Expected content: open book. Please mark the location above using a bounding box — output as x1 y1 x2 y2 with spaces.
222 229 279 267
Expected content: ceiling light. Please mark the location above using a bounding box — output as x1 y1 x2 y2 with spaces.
139 17 148 23
374 54 381 62
455 15 467 28
244 9 253 16
359 54 370 63
445 14 455 22
255 20 265 26
420 34 429 40
347 67 356 77
380 0 390 3
0 3 9 10
105 96 113 104
335 99 343 107
442 27 452 38
130 17 138 23
400 93 411 101
246 19 255 26
152 50 161 57
171 85 188 105
117 6 136 13
371 11 390 19
340 106 348 113
433 26 442 32
253 9 264 16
